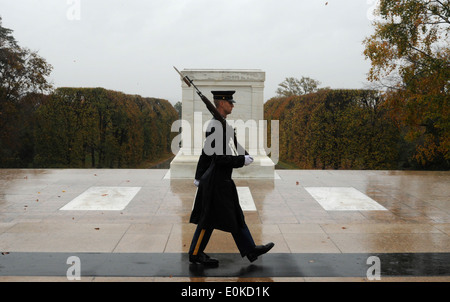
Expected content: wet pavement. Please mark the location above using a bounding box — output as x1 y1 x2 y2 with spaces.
0 169 449 282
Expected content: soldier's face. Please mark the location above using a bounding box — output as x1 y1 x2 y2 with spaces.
221 100 234 115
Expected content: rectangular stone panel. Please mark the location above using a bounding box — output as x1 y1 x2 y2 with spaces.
60 187 141 211
305 187 387 211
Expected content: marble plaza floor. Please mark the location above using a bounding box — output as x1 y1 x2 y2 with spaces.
0 168 449 282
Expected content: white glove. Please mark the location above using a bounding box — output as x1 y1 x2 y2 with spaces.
194 179 200 187
244 155 254 166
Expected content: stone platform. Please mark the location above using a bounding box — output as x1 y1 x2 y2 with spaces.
0 169 449 282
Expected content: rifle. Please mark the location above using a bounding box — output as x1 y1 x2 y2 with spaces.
173 66 226 127
173 66 248 156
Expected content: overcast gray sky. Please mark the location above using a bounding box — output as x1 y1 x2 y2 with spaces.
0 0 378 104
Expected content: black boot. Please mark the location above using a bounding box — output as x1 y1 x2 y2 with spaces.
189 252 219 267
247 242 274 262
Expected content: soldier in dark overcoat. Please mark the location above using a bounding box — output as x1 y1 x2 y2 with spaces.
188 91 274 267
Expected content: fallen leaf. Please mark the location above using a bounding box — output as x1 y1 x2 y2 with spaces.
296 181 299 185
342 226 347 229
94 227 100 230
101 194 108 197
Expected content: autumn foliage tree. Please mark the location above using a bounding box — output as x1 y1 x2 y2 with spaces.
0 17 53 166
1 18 179 168
363 0 449 169
276 76 321 97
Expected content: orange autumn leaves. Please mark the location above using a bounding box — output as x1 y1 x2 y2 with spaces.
363 0 449 169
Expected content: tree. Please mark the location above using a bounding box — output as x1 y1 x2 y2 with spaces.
0 17 53 102
275 76 321 97
363 0 449 169
0 16 53 166
174 101 182 119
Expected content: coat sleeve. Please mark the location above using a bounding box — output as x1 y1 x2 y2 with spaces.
195 152 212 180
215 154 245 168
195 119 245 176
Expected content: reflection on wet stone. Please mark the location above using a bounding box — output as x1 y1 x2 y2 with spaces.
0 169 449 279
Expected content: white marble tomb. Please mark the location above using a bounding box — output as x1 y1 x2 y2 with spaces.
170 69 276 179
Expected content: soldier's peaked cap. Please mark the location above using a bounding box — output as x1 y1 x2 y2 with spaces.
211 91 236 103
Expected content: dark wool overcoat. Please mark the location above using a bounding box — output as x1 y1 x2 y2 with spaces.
189 119 246 233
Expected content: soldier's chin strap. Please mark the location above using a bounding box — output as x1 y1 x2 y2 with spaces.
192 229 206 256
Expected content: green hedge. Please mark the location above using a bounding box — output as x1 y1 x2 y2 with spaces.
265 89 404 169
